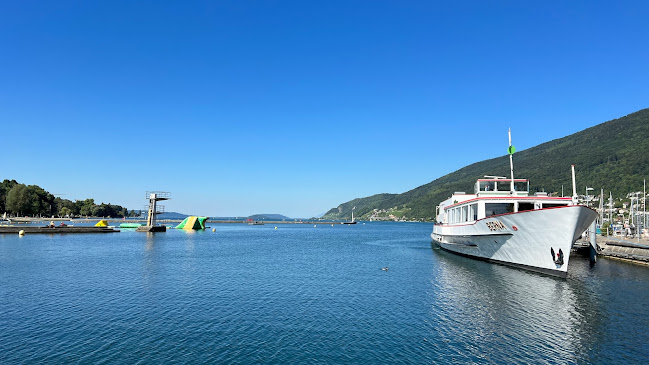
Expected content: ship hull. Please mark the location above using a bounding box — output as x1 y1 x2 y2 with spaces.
431 205 598 277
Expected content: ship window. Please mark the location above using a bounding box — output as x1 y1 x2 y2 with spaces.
480 181 495 191
485 203 514 217
496 182 510 192
514 181 529 192
461 205 468 222
543 203 568 209
469 204 478 221
518 202 534 212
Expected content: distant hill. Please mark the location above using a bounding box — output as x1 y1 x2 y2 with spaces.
323 108 649 221
157 212 190 219
248 214 291 221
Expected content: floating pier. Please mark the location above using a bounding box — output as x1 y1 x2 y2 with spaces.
0 226 119 234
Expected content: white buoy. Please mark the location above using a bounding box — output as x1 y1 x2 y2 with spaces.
19 230 25 236
275 227 277 230
212 228 216 232
314 225 317 228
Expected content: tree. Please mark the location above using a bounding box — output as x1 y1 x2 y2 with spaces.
73 199 94 217
5 184 53 216
2 179 131 218
55 198 78 217
5 184 28 215
0 179 19 212
59 207 72 217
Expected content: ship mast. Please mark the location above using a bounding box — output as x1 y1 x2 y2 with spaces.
508 128 515 195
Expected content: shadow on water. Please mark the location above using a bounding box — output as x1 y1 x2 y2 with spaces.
428 241 607 364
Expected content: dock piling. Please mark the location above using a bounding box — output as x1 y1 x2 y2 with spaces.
589 221 597 264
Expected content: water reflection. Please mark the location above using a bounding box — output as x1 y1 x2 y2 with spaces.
145 232 156 251
142 232 162 290
429 243 605 363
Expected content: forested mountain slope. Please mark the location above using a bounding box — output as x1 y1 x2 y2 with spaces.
324 109 649 221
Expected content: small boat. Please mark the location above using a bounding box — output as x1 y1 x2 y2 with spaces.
430 129 598 277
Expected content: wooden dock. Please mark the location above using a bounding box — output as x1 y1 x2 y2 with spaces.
0 226 119 234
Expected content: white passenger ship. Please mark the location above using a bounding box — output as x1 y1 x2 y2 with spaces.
431 132 598 277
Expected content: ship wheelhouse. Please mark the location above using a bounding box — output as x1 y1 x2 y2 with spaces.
437 176 572 225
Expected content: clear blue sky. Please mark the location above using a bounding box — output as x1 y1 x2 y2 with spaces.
1 1 647 217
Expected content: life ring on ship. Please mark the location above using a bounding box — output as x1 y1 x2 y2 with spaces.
512 225 518 231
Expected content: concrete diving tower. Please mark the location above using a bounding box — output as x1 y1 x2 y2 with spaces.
136 191 170 232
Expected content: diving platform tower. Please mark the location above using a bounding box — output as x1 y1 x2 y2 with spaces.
136 191 170 232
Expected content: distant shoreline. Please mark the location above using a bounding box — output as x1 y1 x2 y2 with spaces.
1 217 429 225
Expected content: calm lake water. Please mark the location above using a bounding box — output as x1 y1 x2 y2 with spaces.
1 222 649 364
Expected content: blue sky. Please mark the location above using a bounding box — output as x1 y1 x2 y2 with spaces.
1 1 648 217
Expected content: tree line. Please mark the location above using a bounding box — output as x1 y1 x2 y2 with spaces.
0 179 140 218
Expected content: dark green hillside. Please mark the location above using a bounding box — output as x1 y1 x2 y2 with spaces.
323 108 649 221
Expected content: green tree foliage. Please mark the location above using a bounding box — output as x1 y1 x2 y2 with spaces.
91 203 127 218
54 197 77 216
324 108 649 221
5 184 55 216
0 180 129 218
0 179 19 212
79 199 95 217
59 207 73 217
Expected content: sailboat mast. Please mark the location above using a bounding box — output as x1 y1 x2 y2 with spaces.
600 188 604 224
609 191 613 224
508 128 515 195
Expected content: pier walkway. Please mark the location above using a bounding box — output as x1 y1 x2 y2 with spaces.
0 226 119 234
597 235 649 264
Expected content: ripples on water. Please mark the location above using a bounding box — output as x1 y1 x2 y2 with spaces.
1 222 648 364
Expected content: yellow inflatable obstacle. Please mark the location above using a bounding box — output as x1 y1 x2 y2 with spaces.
95 220 109 227
176 216 208 230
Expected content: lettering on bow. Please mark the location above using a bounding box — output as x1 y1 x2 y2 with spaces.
486 221 506 231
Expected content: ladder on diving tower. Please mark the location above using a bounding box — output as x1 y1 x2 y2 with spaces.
136 191 170 232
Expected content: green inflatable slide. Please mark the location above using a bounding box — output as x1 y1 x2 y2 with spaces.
176 216 208 230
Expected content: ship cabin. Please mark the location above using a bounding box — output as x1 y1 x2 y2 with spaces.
435 176 573 225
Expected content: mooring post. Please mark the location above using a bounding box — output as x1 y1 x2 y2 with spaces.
589 220 597 264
